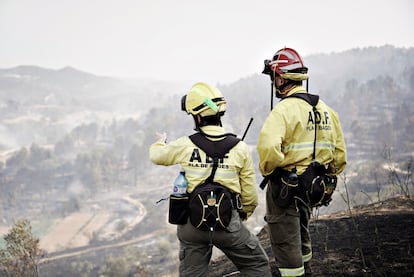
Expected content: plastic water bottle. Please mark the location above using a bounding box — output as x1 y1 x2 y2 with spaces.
173 171 188 196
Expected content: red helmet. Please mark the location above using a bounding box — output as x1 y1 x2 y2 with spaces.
263 47 308 81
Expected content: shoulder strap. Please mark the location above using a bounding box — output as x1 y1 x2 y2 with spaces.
189 132 240 182
189 133 240 159
285 93 319 160
286 92 319 106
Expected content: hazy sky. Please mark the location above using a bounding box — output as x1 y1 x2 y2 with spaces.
1 0 413 85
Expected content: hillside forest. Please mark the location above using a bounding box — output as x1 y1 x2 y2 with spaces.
0 45 413 276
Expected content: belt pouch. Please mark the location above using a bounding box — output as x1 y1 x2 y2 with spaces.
270 169 298 209
169 194 189 225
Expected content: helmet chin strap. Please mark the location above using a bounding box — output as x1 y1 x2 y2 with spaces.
193 114 223 131
193 115 202 131
274 80 291 98
193 115 234 139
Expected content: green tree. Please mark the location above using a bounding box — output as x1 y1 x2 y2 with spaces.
128 144 144 186
28 143 52 165
0 219 45 277
6 147 29 169
101 255 129 277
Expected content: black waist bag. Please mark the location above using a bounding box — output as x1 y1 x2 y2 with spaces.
189 181 233 231
299 161 337 207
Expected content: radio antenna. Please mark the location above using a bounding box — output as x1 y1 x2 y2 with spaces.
241 117 254 141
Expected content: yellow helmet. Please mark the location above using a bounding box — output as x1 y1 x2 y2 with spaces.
181 82 226 116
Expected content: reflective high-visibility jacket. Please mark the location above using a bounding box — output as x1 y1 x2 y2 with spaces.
150 125 258 218
257 86 347 177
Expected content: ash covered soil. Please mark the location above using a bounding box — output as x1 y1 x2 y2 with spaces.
209 196 414 277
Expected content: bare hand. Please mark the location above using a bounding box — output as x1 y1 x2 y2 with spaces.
155 132 167 143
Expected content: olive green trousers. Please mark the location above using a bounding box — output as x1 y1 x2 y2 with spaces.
177 210 271 277
265 182 312 277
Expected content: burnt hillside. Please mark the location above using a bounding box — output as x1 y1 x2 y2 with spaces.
209 196 414 277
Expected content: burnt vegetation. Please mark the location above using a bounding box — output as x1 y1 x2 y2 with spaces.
209 196 414 277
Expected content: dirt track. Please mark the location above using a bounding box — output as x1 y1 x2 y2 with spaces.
40 229 163 264
38 193 146 254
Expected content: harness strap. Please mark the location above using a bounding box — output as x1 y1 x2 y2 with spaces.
312 106 317 160
189 132 240 159
189 132 240 239
189 132 240 182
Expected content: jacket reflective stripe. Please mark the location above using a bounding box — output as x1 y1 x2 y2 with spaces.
282 141 335 152
303 251 312 262
183 166 238 179
279 266 305 277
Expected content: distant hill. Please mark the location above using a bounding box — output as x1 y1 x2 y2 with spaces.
0 65 187 112
306 45 414 96
0 65 188 148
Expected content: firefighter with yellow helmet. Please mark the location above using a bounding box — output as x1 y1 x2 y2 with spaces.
257 48 347 277
150 82 271 276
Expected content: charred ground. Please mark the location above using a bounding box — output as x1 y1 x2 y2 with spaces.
209 196 414 277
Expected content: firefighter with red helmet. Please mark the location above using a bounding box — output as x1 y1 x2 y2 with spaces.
257 48 347 277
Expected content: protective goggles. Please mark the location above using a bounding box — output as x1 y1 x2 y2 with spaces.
181 95 225 114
